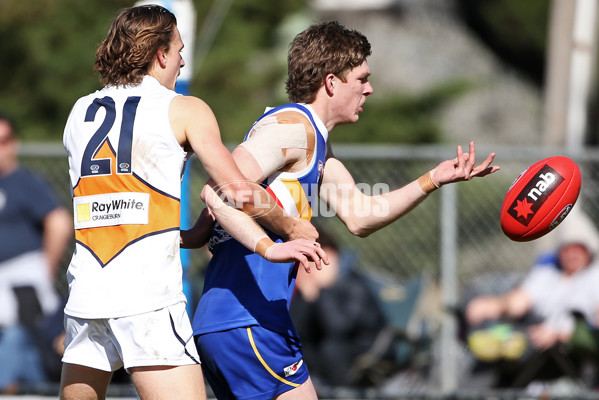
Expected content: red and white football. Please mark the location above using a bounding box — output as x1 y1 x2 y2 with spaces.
500 156 581 242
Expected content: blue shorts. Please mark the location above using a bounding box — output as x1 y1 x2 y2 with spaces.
196 326 308 400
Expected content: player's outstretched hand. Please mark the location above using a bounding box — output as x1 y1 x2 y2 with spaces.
265 239 329 273
433 141 500 186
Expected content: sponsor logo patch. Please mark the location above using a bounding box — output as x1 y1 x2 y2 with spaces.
284 359 303 377
507 164 564 226
74 192 149 229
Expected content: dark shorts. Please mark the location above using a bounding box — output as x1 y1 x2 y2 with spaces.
196 326 308 400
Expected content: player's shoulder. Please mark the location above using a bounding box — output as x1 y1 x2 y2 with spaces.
270 109 311 126
260 109 314 142
170 95 216 119
72 87 105 107
171 94 209 109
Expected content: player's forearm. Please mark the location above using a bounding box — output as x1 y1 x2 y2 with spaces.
238 186 297 240
335 179 431 237
201 183 276 256
212 205 274 256
206 175 312 241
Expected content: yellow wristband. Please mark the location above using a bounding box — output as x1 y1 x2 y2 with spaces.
254 236 274 258
418 170 439 194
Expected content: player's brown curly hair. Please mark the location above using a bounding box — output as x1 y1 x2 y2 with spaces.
95 5 177 87
286 21 371 104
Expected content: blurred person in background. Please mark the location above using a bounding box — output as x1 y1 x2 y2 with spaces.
290 229 390 388
465 208 599 386
0 112 72 394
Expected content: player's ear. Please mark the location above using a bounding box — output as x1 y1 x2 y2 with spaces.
156 47 168 69
325 74 335 96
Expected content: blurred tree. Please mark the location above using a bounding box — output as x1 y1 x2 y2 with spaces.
0 0 550 144
0 0 131 140
0 0 306 142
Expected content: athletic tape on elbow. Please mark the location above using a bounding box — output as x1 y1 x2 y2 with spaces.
239 118 308 176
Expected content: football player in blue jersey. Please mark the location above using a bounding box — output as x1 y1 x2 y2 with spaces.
185 20 500 400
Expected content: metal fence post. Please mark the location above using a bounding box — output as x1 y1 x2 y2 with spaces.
440 183 458 394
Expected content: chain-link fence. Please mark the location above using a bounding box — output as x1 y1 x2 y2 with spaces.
30 142 599 295
20 142 599 396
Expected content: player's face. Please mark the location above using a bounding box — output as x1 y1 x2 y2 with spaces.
163 27 185 91
334 60 373 125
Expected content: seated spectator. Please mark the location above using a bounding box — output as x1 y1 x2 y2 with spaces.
0 113 72 393
465 208 599 387
290 230 390 388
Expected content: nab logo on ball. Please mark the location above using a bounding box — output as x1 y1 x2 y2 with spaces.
507 165 564 227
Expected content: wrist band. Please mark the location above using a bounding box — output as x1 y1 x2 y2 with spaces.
254 236 273 258
418 170 439 194
264 243 280 260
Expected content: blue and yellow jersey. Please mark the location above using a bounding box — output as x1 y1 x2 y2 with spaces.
193 103 328 338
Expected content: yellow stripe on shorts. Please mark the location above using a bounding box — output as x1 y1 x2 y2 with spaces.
246 327 300 388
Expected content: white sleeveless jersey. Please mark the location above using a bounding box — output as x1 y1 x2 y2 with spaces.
63 76 188 318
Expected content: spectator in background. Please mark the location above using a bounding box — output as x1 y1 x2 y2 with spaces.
465 208 599 385
0 112 72 393
290 230 389 388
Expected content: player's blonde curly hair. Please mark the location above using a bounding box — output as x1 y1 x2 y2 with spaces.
286 21 371 104
95 5 177 87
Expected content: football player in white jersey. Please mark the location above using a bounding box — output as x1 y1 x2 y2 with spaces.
60 5 327 400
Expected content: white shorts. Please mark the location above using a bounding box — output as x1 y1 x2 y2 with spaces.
62 302 200 372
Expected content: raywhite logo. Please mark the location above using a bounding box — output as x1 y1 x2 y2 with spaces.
74 192 149 229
